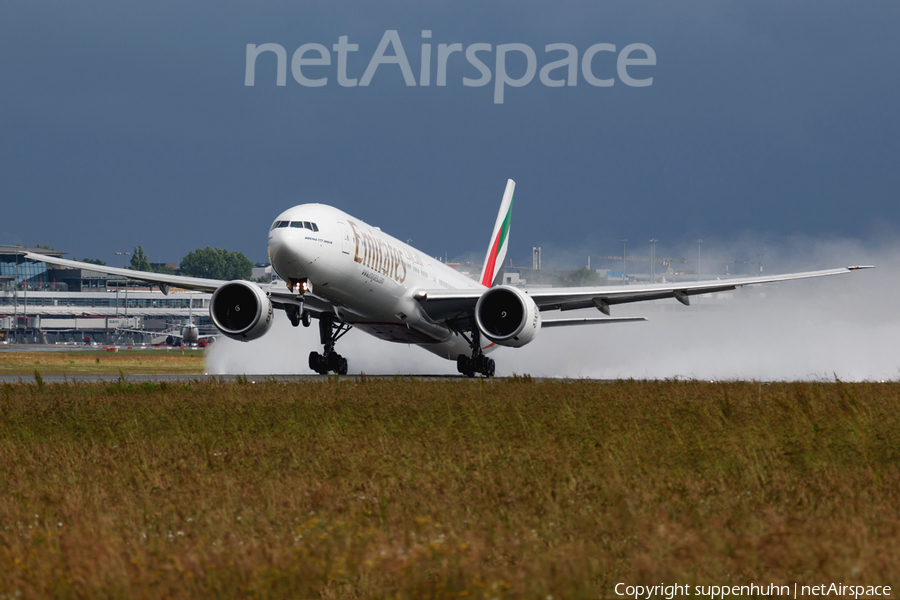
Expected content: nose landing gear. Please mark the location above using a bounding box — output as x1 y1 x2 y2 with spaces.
308 313 351 375
286 304 312 328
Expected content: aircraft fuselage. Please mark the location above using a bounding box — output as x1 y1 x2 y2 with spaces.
267 204 488 360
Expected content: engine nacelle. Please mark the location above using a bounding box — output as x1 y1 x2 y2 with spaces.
475 285 542 348
209 281 274 342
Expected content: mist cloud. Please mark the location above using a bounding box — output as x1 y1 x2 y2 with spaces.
207 236 897 381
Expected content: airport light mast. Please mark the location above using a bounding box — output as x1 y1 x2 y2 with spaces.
696 239 703 282
115 251 130 318
14 244 20 340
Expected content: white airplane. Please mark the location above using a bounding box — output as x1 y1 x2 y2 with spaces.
116 319 212 347
115 300 216 347
23 180 872 376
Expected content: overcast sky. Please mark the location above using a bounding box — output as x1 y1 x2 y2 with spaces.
2 1 897 268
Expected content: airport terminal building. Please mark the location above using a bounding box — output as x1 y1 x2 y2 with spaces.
0 246 212 345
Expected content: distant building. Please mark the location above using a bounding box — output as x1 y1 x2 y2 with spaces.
501 271 525 287
251 264 280 282
0 245 220 345
149 262 177 272
46 267 109 292
0 245 66 288
0 288 214 345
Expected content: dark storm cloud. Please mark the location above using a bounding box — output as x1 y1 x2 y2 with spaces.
1 1 897 266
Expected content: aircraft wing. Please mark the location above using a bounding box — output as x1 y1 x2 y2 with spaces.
22 252 224 293
415 266 873 323
526 266 873 313
24 251 342 317
115 328 217 340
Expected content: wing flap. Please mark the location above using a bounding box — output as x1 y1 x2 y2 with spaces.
542 317 647 327
550 285 738 311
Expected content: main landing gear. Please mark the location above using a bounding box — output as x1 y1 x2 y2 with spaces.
308 313 351 375
456 327 495 378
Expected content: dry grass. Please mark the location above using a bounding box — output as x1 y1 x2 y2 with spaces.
0 378 898 598
0 350 204 375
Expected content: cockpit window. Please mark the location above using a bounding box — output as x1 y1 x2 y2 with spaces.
271 220 290 230
288 221 319 231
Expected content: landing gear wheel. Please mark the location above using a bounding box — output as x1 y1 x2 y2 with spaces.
485 357 495 377
308 351 348 375
287 305 301 327
456 355 476 378
455 328 497 378
327 352 340 372
309 351 323 373
307 314 353 375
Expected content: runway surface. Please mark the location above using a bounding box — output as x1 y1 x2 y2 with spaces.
0 344 201 353
0 373 494 384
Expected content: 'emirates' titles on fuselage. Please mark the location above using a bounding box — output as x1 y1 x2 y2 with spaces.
347 220 416 285
268 204 482 300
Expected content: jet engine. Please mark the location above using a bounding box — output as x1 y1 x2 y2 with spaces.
474 285 542 348
209 281 274 342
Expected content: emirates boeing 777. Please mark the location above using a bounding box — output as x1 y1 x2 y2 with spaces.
24 180 872 376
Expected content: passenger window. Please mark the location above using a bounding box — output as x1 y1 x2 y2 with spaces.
290 221 303 228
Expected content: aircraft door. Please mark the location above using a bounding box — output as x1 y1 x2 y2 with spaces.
337 222 351 255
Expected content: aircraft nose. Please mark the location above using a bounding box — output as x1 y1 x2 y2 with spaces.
268 229 310 280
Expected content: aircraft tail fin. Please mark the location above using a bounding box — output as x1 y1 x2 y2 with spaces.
479 179 516 287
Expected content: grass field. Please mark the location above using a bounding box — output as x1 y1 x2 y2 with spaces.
0 377 898 599
0 349 205 375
